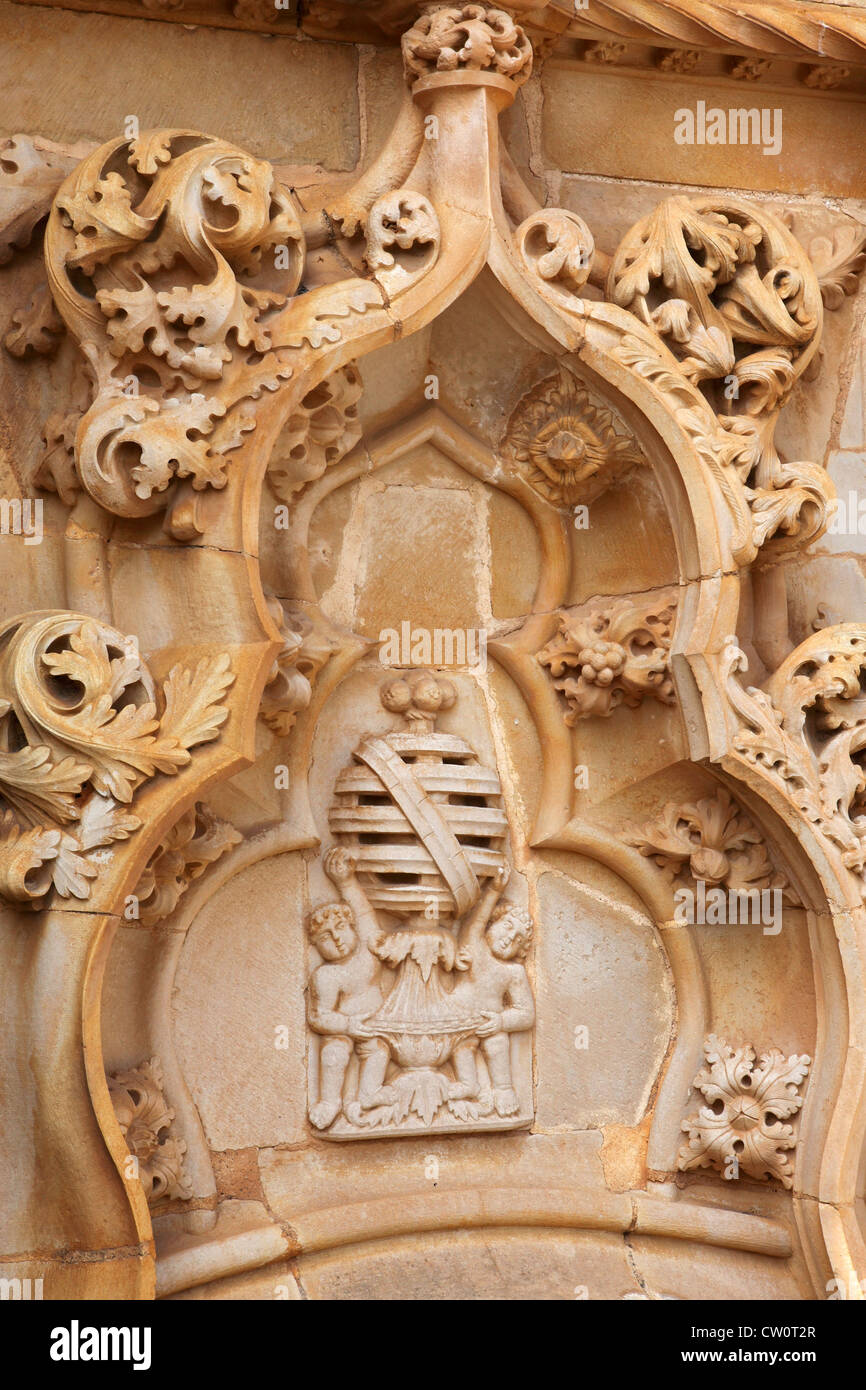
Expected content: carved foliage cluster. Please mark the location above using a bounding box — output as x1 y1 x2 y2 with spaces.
43 132 305 536
608 196 830 553
134 803 241 927
629 787 788 895
538 596 676 722
402 5 533 85
723 629 866 889
0 613 233 907
266 364 363 502
108 1056 192 1205
680 1034 811 1189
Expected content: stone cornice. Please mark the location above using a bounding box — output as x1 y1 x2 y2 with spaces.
9 0 866 68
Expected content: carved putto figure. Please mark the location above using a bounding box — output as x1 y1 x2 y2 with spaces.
306 671 535 1138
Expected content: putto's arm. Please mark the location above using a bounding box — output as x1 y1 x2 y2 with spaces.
459 865 509 952
324 846 380 950
306 969 348 1036
500 968 535 1033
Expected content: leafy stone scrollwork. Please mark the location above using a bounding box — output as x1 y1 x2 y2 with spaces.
259 597 335 736
722 628 866 890
42 131 305 537
133 803 241 927
537 596 676 722
0 134 80 268
108 1057 192 1205
679 1035 811 1189
514 209 594 305
505 365 645 507
365 191 439 273
0 612 234 907
266 364 363 502
608 195 830 553
402 4 533 86
307 671 534 1138
786 214 866 312
628 788 789 896
5 283 64 359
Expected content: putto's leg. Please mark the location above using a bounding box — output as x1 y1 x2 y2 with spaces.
309 1035 353 1129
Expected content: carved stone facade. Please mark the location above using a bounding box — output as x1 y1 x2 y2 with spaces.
2 0 866 1306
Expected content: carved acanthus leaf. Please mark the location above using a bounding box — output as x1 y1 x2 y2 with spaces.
515 209 594 304
538 595 676 722
721 631 866 888
4 282 64 358
609 195 827 559
628 788 788 895
806 223 866 312
134 803 241 927
609 197 820 408
679 1035 810 1189
365 191 439 273
108 1057 192 1205
0 135 79 266
0 613 234 907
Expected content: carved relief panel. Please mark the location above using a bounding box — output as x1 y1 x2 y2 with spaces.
307 672 534 1138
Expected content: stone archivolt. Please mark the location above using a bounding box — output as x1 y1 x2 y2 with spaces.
1 0 864 1304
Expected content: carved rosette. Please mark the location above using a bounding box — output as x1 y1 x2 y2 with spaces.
538 596 676 722
42 131 305 537
679 1035 811 1189
506 366 645 507
0 612 234 908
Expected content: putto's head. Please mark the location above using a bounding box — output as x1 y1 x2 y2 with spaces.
487 903 533 960
308 902 357 960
